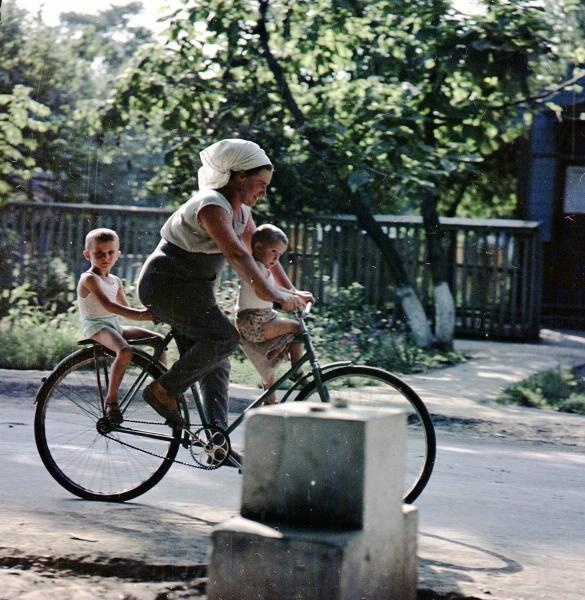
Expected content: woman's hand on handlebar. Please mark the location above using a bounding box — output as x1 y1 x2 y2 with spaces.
274 288 315 312
295 289 315 304
276 291 305 312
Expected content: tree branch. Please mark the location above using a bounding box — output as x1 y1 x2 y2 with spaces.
257 0 306 127
255 0 411 287
479 71 585 113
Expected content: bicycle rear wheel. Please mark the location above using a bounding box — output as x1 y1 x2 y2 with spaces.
35 346 186 502
295 365 435 504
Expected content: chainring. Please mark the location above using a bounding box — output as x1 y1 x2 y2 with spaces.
188 425 231 469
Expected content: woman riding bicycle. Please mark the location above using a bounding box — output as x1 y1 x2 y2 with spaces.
137 139 313 439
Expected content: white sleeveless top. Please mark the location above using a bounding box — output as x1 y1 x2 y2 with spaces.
78 274 122 319
236 261 274 312
161 190 251 254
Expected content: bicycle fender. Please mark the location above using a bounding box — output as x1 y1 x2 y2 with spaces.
320 361 352 370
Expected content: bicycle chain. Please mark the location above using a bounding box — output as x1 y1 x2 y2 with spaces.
103 420 217 470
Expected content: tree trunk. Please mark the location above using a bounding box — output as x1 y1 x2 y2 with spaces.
421 192 455 350
346 184 434 348
257 0 434 348
414 11 456 351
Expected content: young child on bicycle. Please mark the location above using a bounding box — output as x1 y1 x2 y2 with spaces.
77 228 165 425
235 224 308 404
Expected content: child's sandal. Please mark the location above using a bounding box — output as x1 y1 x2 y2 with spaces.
105 403 123 426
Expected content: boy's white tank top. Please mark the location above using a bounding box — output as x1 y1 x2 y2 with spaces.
78 274 122 319
236 261 274 312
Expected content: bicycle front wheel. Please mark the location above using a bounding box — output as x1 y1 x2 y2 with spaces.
295 365 435 504
35 346 185 502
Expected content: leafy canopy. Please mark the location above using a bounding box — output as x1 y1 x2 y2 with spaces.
109 0 580 216
0 3 161 206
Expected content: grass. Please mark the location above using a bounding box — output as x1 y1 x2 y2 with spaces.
497 367 585 415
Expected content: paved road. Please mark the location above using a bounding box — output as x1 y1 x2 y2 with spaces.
1 329 585 599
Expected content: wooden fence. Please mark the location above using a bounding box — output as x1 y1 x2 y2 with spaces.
0 201 542 339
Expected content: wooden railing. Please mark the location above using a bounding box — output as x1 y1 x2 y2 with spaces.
0 201 542 339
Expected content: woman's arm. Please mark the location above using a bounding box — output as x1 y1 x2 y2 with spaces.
272 265 315 303
240 214 256 252
199 205 298 310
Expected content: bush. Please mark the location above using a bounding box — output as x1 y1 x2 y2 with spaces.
311 283 464 374
0 278 255 375
1 256 76 317
0 284 78 369
498 368 585 415
0 278 466 377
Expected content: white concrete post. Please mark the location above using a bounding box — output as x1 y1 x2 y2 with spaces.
208 402 417 600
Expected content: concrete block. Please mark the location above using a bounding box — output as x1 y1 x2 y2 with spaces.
240 402 406 531
402 505 418 600
208 515 415 600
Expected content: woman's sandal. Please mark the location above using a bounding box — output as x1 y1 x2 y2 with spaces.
105 403 123 426
143 382 185 429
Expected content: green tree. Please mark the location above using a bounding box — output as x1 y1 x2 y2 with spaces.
0 84 52 203
0 2 162 206
109 0 582 347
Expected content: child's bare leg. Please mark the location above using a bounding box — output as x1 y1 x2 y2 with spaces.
123 326 167 366
262 319 304 382
262 317 300 341
289 342 304 379
262 373 278 405
90 328 133 420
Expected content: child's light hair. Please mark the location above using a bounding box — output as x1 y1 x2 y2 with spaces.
252 224 288 247
85 228 119 250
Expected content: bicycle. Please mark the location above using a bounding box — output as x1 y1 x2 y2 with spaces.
34 305 436 505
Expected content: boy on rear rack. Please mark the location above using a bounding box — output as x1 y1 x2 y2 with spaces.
77 228 165 425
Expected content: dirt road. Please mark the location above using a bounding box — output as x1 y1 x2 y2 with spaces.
1 329 584 599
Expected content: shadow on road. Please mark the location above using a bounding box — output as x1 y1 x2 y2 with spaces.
418 531 523 599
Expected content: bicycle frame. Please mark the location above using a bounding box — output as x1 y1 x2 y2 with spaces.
85 305 349 450
225 306 333 434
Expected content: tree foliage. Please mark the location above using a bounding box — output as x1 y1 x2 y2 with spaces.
0 85 52 202
109 0 582 217
0 3 162 206
101 0 585 348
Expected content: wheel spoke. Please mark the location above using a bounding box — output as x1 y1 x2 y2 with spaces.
35 348 183 502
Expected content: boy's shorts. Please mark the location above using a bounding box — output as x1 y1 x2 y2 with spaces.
80 315 124 338
235 308 277 344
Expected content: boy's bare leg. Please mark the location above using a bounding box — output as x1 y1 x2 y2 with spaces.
289 342 304 380
123 326 167 366
262 318 304 382
262 374 278 405
90 328 133 421
262 317 300 341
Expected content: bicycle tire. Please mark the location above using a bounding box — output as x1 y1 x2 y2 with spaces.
294 365 436 504
34 346 186 502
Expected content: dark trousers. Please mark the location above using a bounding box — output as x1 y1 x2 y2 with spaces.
137 241 239 430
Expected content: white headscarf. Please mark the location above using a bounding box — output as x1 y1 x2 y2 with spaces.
197 139 272 190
